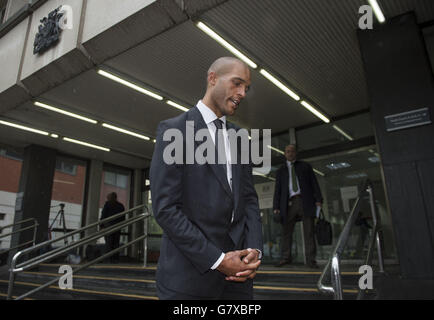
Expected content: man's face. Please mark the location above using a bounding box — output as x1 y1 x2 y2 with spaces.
210 63 251 117
285 145 297 162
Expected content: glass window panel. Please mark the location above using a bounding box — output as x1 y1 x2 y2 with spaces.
98 167 132 250
116 174 128 189
49 156 87 245
0 147 23 249
306 146 396 261
104 171 116 186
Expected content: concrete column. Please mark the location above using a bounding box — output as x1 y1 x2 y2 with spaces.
128 169 143 258
9 145 56 263
84 159 103 241
358 13 434 278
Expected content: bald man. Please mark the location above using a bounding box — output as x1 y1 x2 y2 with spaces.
150 57 263 299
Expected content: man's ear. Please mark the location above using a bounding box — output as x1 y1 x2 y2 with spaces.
208 71 217 86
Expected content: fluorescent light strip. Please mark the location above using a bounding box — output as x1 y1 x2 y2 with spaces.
368 0 386 23
102 123 150 141
313 168 325 177
0 120 49 136
259 69 300 101
333 125 354 141
50 134 59 138
63 137 110 152
34 102 97 124
97 70 163 101
300 101 330 123
196 21 257 69
167 100 189 112
267 145 284 155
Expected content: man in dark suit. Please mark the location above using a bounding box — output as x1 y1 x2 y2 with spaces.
273 144 323 268
150 57 263 299
100 192 125 263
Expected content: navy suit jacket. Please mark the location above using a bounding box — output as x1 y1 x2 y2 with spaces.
273 160 323 223
149 106 263 298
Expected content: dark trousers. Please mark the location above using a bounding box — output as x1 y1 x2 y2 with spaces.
104 231 121 263
281 197 316 264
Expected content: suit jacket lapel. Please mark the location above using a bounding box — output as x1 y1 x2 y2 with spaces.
227 122 240 211
283 164 289 197
188 107 233 199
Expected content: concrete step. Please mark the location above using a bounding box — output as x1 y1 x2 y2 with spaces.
0 263 361 300
32 262 362 286
0 277 158 300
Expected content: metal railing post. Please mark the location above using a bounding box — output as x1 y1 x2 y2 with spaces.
318 180 386 300
367 184 385 273
376 232 385 273
7 251 21 300
143 215 148 268
32 222 38 246
331 254 343 300
7 205 149 300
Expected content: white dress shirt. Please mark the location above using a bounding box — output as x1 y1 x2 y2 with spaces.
197 100 233 191
196 101 261 270
287 160 301 198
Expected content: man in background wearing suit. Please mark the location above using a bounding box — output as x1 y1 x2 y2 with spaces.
100 192 125 263
150 57 263 299
273 144 323 268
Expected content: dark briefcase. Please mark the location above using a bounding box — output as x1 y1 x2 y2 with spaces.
315 210 333 246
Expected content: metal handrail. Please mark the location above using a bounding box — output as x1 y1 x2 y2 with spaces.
0 218 39 255
7 204 150 300
317 180 385 300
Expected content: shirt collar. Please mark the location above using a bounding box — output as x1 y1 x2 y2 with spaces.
286 160 296 166
196 100 227 125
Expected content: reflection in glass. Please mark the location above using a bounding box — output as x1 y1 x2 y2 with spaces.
49 156 87 245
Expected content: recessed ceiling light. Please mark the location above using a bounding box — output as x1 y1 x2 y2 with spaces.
259 69 300 101
368 0 386 23
50 134 59 138
196 21 257 69
0 120 49 136
63 137 110 152
369 149 380 158
326 162 351 170
166 100 189 112
97 69 164 101
333 125 354 141
102 123 150 141
34 101 98 124
300 101 330 123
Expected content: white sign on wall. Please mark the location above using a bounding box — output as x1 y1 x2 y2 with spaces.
255 182 275 209
340 186 359 213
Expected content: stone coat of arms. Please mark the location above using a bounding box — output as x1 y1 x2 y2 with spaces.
33 6 64 55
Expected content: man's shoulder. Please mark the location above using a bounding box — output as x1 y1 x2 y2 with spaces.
276 163 287 173
158 110 190 130
296 160 312 169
